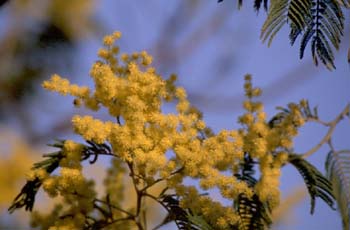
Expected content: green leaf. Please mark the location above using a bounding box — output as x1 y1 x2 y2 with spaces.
299 0 344 70
261 0 289 46
8 140 65 213
8 140 113 214
160 195 211 230
235 193 272 230
288 0 312 30
186 212 214 230
235 154 258 188
326 150 350 230
288 153 336 214
254 0 269 11
259 0 345 69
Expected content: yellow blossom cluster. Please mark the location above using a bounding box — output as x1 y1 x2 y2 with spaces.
40 32 307 229
237 75 305 208
29 140 97 229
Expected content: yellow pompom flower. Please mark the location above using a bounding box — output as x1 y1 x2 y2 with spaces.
39 31 311 229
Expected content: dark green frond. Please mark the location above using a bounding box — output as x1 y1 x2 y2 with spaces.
325 150 350 230
254 0 269 11
337 0 350 7
259 0 345 69
297 0 345 70
300 27 316 59
288 0 312 31
9 140 113 214
235 193 272 230
8 140 65 213
160 195 211 230
235 154 258 188
289 23 303 45
288 154 336 214
261 0 289 46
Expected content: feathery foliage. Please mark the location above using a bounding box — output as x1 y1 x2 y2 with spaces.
219 0 349 70
235 193 272 230
160 195 213 230
233 154 272 229
261 0 289 47
8 141 65 213
326 150 350 230
8 140 113 213
235 154 258 187
218 0 269 11
288 153 336 214
254 0 269 11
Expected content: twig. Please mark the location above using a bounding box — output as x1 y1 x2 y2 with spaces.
127 161 145 230
94 198 135 217
302 104 350 158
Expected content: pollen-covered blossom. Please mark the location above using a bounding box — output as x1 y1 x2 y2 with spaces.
26 168 48 181
60 140 84 168
178 185 240 229
39 32 307 229
43 74 90 98
72 115 112 144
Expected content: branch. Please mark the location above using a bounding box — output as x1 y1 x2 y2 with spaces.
302 104 350 158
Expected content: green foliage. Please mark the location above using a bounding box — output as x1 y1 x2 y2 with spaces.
8 140 113 213
254 0 269 11
159 195 212 230
326 150 350 230
186 212 214 230
233 154 272 230
235 194 272 230
261 0 289 47
217 0 269 10
8 142 65 213
234 154 257 187
219 0 349 70
288 153 336 214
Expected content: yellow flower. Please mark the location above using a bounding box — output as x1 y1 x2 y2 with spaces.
103 35 114 46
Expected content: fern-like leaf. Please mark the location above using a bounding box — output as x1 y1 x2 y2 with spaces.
288 153 336 214
8 142 65 213
337 0 350 7
254 0 269 11
298 0 344 69
160 195 212 230
235 154 258 188
235 193 272 230
288 0 312 31
261 0 289 46
8 140 113 213
260 0 345 69
325 150 350 230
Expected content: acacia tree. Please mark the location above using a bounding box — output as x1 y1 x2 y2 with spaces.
7 1 350 230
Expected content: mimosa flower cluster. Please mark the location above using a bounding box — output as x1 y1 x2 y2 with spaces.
35 31 306 229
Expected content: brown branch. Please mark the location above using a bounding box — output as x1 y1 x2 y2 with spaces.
94 198 135 217
127 161 145 230
302 103 350 158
